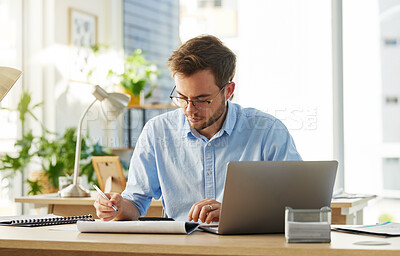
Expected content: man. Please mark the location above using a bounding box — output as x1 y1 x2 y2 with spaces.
94 35 301 224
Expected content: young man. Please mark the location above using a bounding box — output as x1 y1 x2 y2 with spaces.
94 35 302 223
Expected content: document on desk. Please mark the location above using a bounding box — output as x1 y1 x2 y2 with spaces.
77 220 199 234
332 222 400 237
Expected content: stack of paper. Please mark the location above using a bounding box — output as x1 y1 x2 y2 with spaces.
285 221 331 243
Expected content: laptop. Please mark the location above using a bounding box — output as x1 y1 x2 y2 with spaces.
200 161 338 235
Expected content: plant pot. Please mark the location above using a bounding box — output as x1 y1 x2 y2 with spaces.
116 84 144 106
124 90 144 106
28 170 58 194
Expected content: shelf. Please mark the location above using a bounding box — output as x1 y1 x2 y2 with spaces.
111 147 134 152
123 105 177 148
126 104 177 109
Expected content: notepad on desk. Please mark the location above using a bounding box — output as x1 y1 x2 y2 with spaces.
77 220 199 234
0 214 94 227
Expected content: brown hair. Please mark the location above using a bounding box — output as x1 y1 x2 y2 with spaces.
168 35 236 88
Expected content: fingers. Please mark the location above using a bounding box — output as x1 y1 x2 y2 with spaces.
108 193 120 211
188 199 221 224
93 193 121 221
188 199 212 222
205 207 219 224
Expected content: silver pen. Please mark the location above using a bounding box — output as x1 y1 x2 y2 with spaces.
93 184 118 211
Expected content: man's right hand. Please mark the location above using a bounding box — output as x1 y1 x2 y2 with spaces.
93 192 123 221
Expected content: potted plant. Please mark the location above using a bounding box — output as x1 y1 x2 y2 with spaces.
86 45 159 105
0 91 117 195
109 48 159 105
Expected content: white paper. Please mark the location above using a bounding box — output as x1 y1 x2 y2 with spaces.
77 220 198 234
48 225 79 231
333 222 400 236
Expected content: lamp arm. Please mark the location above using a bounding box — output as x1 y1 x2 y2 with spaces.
73 98 98 185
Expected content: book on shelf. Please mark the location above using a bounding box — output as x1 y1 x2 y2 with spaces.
122 107 176 148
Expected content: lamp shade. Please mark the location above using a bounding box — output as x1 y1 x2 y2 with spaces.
101 93 130 120
0 67 22 102
92 85 130 120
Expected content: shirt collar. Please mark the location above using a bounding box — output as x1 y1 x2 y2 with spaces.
181 111 193 138
220 100 236 136
181 100 237 138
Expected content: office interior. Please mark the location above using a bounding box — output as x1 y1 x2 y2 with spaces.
0 0 399 225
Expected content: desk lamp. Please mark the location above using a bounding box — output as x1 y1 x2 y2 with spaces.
59 85 130 197
0 67 22 102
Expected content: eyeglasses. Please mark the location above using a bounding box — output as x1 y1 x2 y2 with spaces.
169 82 230 109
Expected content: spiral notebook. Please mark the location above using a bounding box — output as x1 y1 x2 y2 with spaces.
0 214 94 227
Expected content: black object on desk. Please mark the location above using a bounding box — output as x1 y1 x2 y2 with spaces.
138 217 175 221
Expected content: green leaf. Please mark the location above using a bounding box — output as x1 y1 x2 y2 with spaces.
26 179 43 195
45 161 64 188
17 91 31 127
0 131 35 173
32 102 44 109
110 48 159 97
131 80 146 96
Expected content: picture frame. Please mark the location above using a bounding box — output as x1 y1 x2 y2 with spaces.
68 8 98 82
92 156 126 193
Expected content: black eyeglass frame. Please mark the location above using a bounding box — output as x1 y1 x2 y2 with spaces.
169 81 231 109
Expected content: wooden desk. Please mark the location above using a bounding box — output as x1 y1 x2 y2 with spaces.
0 225 399 256
14 193 163 218
15 194 375 224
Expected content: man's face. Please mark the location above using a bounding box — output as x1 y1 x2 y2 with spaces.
174 69 228 133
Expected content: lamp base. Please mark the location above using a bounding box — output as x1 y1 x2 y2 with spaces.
58 183 90 197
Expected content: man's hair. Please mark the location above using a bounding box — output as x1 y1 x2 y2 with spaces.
168 35 236 88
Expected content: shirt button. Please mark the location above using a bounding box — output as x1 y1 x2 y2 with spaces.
208 171 212 175
207 143 211 146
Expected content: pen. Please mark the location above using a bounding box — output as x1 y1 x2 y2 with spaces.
93 184 118 212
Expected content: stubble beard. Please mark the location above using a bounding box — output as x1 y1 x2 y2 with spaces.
186 101 227 132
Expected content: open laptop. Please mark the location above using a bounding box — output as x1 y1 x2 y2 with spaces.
200 161 338 235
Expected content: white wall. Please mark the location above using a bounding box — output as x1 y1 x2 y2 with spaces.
27 0 124 148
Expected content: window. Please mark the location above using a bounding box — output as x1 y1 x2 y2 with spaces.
0 0 23 216
123 0 180 104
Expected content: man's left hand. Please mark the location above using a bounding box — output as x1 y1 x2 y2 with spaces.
188 198 221 224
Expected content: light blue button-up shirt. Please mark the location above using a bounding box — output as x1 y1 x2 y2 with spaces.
121 101 302 221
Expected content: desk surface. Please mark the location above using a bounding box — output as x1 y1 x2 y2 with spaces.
0 225 398 256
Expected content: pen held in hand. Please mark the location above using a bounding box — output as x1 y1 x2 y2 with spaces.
93 184 118 212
